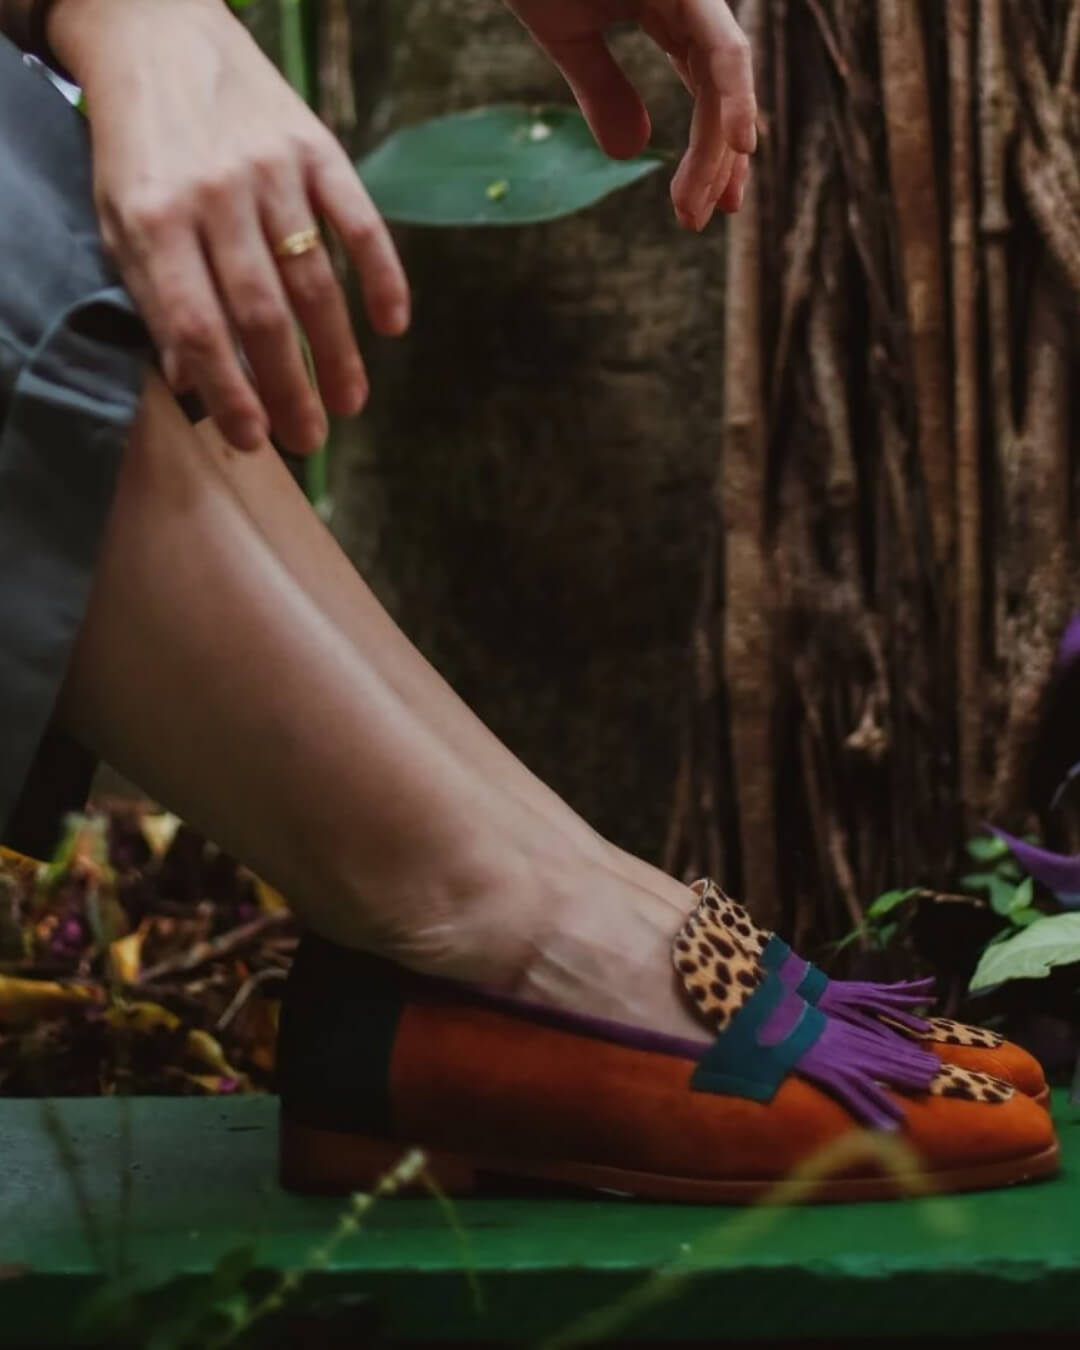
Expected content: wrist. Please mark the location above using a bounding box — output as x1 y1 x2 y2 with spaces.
48 0 231 85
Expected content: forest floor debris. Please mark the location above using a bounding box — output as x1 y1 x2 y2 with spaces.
0 805 294 1097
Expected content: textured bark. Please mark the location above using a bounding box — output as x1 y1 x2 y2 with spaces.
949 0 982 823
314 1 1080 946
341 0 727 858
877 0 953 580
991 270 1073 818
719 0 775 927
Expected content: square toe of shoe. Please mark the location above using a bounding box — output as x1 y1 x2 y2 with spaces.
930 1040 1047 1099
897 1089 1056 1171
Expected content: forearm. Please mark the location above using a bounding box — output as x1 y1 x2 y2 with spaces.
1 0 230 84
0 0 122 75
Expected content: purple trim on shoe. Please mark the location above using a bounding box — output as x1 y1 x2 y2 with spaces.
462 982 710 1062
778 950 812 987
758 985 807 1045
422 959 942 1131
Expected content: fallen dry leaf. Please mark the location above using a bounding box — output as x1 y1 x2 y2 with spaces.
0 975 101 1025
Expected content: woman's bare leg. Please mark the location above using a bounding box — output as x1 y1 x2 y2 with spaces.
56 377 705 1041
205 418 694 922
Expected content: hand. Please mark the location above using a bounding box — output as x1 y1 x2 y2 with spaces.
506 0 756 230
50 0 409 455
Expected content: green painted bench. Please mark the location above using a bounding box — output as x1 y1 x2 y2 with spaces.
4 1093 1080 1344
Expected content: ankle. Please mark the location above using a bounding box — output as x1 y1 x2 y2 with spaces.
305 826 552 990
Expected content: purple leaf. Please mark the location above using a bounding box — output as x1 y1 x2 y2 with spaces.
990 826 1080 908
1057 611 1080 672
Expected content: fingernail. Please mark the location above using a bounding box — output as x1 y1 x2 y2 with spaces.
675 207 696 231
346 380 369 415
696 202 716 231
736 182 746 209
305 415 328 450
343 364 369 413
388 303 410 335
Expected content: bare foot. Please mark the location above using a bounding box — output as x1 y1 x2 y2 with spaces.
351 832 710 1046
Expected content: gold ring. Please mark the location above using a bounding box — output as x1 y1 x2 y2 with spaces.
274 227 320 260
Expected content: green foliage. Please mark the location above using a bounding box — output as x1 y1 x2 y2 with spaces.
969 912 1080 992
964 834 1010 864
358 105 665 227
838 833 1042 958
937 836 1031 941
957 834 1043 935
71 1244 260 1349
830 888 920 954
867 887 922 921
58 1138 483 1349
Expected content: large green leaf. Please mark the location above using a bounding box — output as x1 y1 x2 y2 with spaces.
357 105 665 227
969 912 1080 991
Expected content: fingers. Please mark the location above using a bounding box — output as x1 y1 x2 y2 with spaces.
644 0 757 228
537 33 652 160
119 214 268 452
204 186 327 455
310 144 411 339
672 76 732 228
261 168 369 432
715 152 749 214
679 0 758 155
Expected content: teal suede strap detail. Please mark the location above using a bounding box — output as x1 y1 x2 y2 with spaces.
691 974 827 1104
797 962 830 1004
762 932 830 1005
761 933 792 972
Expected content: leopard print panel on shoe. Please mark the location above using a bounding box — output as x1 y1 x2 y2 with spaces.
928 1062 1014 1103
924 1016 1004 1049
690 879 1008 1056
672 903 767 1032
689 879 769 958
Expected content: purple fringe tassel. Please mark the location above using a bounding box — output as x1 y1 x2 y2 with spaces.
817 977 935 1038
799 1016 941 1130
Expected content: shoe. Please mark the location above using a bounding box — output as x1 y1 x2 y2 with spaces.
277 912 1058 1202
686 881 1050 1108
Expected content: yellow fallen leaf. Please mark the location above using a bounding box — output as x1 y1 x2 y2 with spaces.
105 1000 181 1034
0 845 42 878
108 921 151 985
184 1027 249 1085
139 812 181 859
179 1072 246 1095
251 876 289 914
0 975 101 1025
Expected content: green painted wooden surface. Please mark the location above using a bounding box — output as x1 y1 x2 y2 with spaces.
3 1093 1080 1343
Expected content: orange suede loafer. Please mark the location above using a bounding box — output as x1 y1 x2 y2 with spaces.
277 923 1058 1204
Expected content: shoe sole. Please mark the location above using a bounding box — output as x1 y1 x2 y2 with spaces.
279 1119 1060 1205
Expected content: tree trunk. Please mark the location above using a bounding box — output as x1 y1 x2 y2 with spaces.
321 0 1080 950
340 0 729 860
